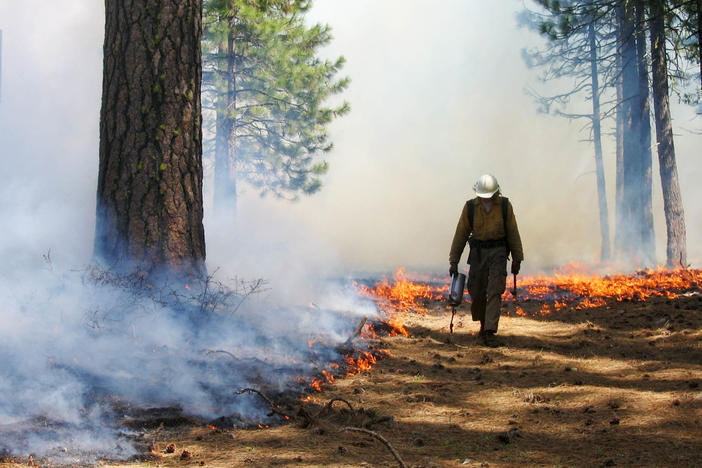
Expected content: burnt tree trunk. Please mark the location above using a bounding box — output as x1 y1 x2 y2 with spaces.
213 13 238 216
650 0 687 266
635 0 655 265
588 21 611 262
95 0 206 278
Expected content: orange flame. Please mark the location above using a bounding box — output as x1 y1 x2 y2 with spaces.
357 267 438 313
310 379 323 392
345 351 378 375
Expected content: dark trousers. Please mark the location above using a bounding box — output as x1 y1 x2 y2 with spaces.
467 246 508 332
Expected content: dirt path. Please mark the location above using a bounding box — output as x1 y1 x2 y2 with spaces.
3 293 701 468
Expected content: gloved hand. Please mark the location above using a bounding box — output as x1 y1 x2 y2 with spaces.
511 260 521 275
449 263 458 277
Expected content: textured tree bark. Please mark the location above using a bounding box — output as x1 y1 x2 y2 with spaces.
95 0 206 279
213 12 238 216
635 0 655 265
588 22 611 262
650 0 687 267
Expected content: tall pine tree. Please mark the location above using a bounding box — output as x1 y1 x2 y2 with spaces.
202 0 349 216
520 0 616 261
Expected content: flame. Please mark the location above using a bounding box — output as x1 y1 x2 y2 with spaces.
310 379 323 392
297 265 700 400
361 323 378 339
509 265 701 315
345 351 378 375
207 424 217 431
355 267 438 335
321 369 335 384
357 267 438 313
359 264 701 319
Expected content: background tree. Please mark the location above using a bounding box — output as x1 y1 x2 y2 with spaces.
520 0 617 261
522 0 693 267
95 0 206 278
202 0 349 217
650 0 687 266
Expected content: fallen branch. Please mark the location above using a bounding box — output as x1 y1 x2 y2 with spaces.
351 316 368 338
339 426 408 468
205 349 237 360
235 388 292 420
320 397 355 415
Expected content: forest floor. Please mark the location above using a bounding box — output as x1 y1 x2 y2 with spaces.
2 283 702 468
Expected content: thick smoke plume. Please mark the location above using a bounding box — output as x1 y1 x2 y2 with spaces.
0 252 375 462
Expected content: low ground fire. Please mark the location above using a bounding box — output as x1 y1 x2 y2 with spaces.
2 265 701 467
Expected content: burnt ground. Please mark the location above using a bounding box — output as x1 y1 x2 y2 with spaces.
2 292 701 468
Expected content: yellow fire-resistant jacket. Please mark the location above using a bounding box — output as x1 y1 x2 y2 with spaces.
449 196 524 265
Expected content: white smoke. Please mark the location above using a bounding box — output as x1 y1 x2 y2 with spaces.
0 2 376 462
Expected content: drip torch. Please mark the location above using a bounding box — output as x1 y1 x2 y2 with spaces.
448 272 466 335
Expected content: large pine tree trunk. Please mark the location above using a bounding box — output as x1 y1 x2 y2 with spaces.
213 14 238 216
588 22 611 262
650 0 687 266
95 0 206 278
635 0 656 265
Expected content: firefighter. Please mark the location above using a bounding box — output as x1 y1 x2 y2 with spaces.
449 174 524 347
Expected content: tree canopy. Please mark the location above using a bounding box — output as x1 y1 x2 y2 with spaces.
203 0 349 204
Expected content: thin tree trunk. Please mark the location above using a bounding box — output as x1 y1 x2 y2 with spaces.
615 45 624 257
214 39 229 209
226 14 238 208
95 0 206 278
650 0 687 267
213 13 238 216
635 0 655 265
588 22 611 262
616 2 644 265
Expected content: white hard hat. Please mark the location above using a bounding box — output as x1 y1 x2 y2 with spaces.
473 174 500 198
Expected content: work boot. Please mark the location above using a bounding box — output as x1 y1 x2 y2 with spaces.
482 331 500 348
477 320 486 338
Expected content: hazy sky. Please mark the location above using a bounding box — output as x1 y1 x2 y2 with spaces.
1 1 700 276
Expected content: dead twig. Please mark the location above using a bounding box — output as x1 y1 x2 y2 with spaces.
337 316 369 353
320 397 355 414
205 349 237 360
339 426 408 468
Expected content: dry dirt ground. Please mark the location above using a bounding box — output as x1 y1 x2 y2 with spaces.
2 291 701 468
